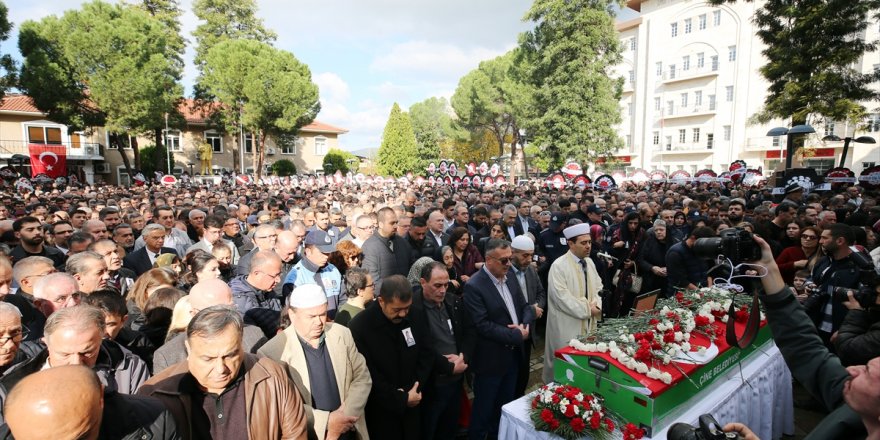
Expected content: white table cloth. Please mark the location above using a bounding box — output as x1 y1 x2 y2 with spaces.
499 343 794 439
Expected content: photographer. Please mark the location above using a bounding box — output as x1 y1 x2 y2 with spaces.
744 235 874 439
804 224 862 347
834 283 880 366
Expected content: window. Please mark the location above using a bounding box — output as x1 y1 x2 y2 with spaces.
726 86 734 102
656 62 663 77
690 165 699 174
205 131 222 153
682 55 691 71
711 55 719 71
699 14 707 30
314 136 327 155
671 23 678 37
627 103 634 116
70 132 84 149
630 38 636 51
667 100 675 115
654 97 661 111
697 52 705 69
164 130 181 152
681 93 689 108
244 133 254 154
723 125 731 141
728 45 737 62
707 133 715 149
824 121 836 136
653 132 660 145
665 136 673 150
693 128 701 143
679 129 687 143
867 113 880 132
803 158 834 174
713 10 721 26
27 126 63 145
772 136 781 147
684 18 692 34
694 91 703 107
280 138 298 155
117 166 131 187
628 70 635 84
864 162 877 169
709 94 717 110
663 165 671 173
669 64 677 79
625 135 632 147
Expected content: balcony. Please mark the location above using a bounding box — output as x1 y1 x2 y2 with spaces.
657 144 714 155
662 105 717 120
0 140 105 160
662 65 720 84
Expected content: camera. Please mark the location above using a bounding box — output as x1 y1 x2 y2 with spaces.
694 227 762 265
668 414 743 440
804 250 879 310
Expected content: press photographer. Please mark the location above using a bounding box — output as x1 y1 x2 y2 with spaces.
742 235 877 439
834 279 880 367
802 224 863 347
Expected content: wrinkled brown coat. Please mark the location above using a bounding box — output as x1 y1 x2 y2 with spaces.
138 354 308 440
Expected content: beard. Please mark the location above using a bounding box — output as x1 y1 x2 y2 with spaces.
22 236 43 246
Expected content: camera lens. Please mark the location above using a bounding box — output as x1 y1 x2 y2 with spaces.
693 237 723 259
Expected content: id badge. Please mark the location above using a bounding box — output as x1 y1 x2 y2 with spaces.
559 237 567 245
402 328 416 347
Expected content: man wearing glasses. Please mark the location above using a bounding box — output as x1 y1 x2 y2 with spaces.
0 303 30 377
230 251 284 337
235 223 279 276
543 223 603 384
463 239 533 440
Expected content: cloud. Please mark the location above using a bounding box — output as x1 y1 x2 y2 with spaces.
370 40 512 79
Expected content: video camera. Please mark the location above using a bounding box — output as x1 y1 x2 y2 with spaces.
668 414 743 440
694 227 762 265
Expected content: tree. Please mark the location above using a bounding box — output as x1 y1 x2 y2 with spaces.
192 0 276 77
200 39 319 179
377 103 419 176
451 50 532 178
322 148 358 174
138 143 175 177
409 97 458 169
17 0 184 178
707 0 880 128
518 0 625 170
271 159 296 176
0 2 15 99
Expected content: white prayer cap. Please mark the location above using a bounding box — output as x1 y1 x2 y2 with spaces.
511 235 534 251
563 223 591 240
288 284 327 308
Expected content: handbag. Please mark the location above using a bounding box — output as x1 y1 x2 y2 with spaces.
613 266 643 294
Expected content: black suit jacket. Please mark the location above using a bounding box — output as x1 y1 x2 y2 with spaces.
122 247 178 277
463 268 535 375
409 286 476 368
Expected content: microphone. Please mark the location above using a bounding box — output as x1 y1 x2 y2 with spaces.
596 252 617 261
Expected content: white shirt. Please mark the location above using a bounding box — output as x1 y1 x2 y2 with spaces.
484 267 519 325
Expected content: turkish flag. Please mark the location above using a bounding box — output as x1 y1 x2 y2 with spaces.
29 144 67 178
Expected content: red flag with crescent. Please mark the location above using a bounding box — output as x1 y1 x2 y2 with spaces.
28 144 67 178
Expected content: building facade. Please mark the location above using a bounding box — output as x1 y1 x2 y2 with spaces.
611 0 879 177
0 96 347 185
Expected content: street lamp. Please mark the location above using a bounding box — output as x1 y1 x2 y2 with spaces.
821 134 876 168
766 125 815 170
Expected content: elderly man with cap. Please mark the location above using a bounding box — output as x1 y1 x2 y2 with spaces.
509 235 546 396
542 223 603 384
782 182 805 206
283 230 345 320
259 284 371 440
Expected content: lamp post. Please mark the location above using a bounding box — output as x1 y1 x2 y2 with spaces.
821 134 876 168
345 158 357 173
164 113 171 175
766 125 816 170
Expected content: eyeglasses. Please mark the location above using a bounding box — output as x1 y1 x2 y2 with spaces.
255 234 278 240
257 270 281 279
364 283 375 289
801 235 817 240
489 255 512 265
0 328 27 345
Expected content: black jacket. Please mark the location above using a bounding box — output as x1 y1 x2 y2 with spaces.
122 246 178 277
637 233 675 296
349 302 434 440
806 254 862 334
0 392 180 440
834 308 880 367
409 286 476 373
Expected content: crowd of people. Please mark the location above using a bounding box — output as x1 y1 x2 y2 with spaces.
0 175 876 439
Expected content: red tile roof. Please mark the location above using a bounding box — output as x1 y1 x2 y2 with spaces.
0 94 42 114
300 120 348 134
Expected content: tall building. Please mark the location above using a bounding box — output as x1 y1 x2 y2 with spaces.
610 0 879 177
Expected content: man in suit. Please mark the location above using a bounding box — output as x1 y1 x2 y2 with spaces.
509 235 546 397
186 214 240 264
361 207 412 291
444 204 476 236
463 238 534 440
349 275 435 440
122 223 177 277
411 261 471 440
259 284 372 440
514 199 538 237
426 211 449 249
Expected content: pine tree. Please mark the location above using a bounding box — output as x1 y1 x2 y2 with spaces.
377 103 419 176
518 0 625 169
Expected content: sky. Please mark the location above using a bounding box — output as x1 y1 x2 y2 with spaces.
5 0 636 151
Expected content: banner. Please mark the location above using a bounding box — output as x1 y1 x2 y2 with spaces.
28 144 67 178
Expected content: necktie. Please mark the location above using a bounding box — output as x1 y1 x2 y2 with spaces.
579 259 589 294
